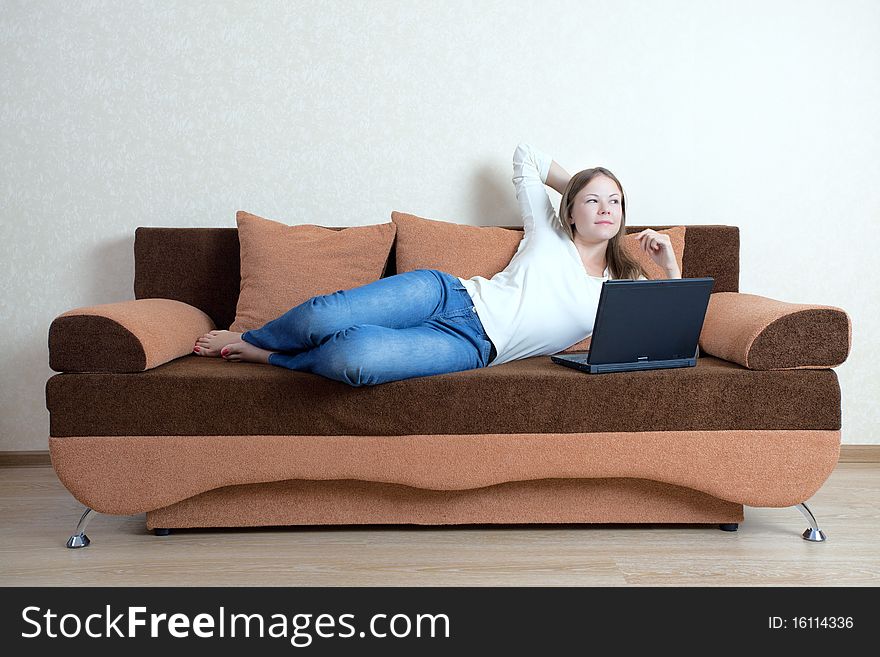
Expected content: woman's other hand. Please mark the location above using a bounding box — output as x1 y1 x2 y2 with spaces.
636 229 681 278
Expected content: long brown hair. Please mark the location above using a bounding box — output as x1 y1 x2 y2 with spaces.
558 167 645 280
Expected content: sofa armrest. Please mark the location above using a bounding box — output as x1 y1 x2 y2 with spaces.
698 292 851 370
49 299 216 373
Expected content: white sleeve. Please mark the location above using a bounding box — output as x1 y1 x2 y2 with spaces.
512 142 560 240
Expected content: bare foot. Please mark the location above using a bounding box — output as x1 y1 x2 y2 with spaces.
221 340 276 364
194 330 243 357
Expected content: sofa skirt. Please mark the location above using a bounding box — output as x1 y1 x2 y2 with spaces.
50 430 841 517
145 478 744 530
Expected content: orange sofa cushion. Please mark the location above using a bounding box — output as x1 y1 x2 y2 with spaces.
621 226 686 280
229 211 397 333
390 210 523 277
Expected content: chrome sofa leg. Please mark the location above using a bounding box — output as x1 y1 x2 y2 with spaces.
66 507 96 548
796 502 826 542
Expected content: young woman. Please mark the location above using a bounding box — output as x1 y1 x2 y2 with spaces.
193 143 680 385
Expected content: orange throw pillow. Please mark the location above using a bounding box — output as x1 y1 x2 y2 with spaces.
229 211 396 333
622 226 686 279
391 210 523 277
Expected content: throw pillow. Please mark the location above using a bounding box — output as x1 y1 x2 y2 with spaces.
391 211 523 278
621 226 687 280
230 211 396 333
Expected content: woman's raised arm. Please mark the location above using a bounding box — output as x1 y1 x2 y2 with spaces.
545 159 572 195
512 143 568 240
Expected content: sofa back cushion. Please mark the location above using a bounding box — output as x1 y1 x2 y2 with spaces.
228 211 397 333
391 210 523 277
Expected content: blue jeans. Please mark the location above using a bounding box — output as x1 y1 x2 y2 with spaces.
241 269 497 386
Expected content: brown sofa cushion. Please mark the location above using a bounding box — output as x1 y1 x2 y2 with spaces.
229 211 397 333
698 292 852 369
48 299 215 373
390 210 523 277
46 355 840 438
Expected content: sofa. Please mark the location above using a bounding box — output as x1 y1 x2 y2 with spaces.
45 214 852 548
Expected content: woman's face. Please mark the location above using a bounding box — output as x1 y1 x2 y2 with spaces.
569 175 623 243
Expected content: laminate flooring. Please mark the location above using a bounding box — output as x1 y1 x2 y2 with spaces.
1 464 877 586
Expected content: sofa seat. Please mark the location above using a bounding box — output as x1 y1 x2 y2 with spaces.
47 354 840 437
47 355 840 518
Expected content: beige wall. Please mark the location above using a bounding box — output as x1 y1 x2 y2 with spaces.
2 0 877 449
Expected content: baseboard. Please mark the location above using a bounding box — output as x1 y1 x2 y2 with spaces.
2 445 879 467
0 451 51 467
838 445 880 463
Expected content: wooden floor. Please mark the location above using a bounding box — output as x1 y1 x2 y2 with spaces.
1 464 878 586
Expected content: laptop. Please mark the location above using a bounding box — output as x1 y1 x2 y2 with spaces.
550 277 714 374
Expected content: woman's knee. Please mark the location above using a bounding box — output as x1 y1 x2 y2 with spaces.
319 325 383 387
296 291 348 340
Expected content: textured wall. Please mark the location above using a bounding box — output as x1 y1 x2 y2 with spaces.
2 0 877 449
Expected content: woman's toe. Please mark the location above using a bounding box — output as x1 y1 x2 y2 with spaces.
222 342 243 359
